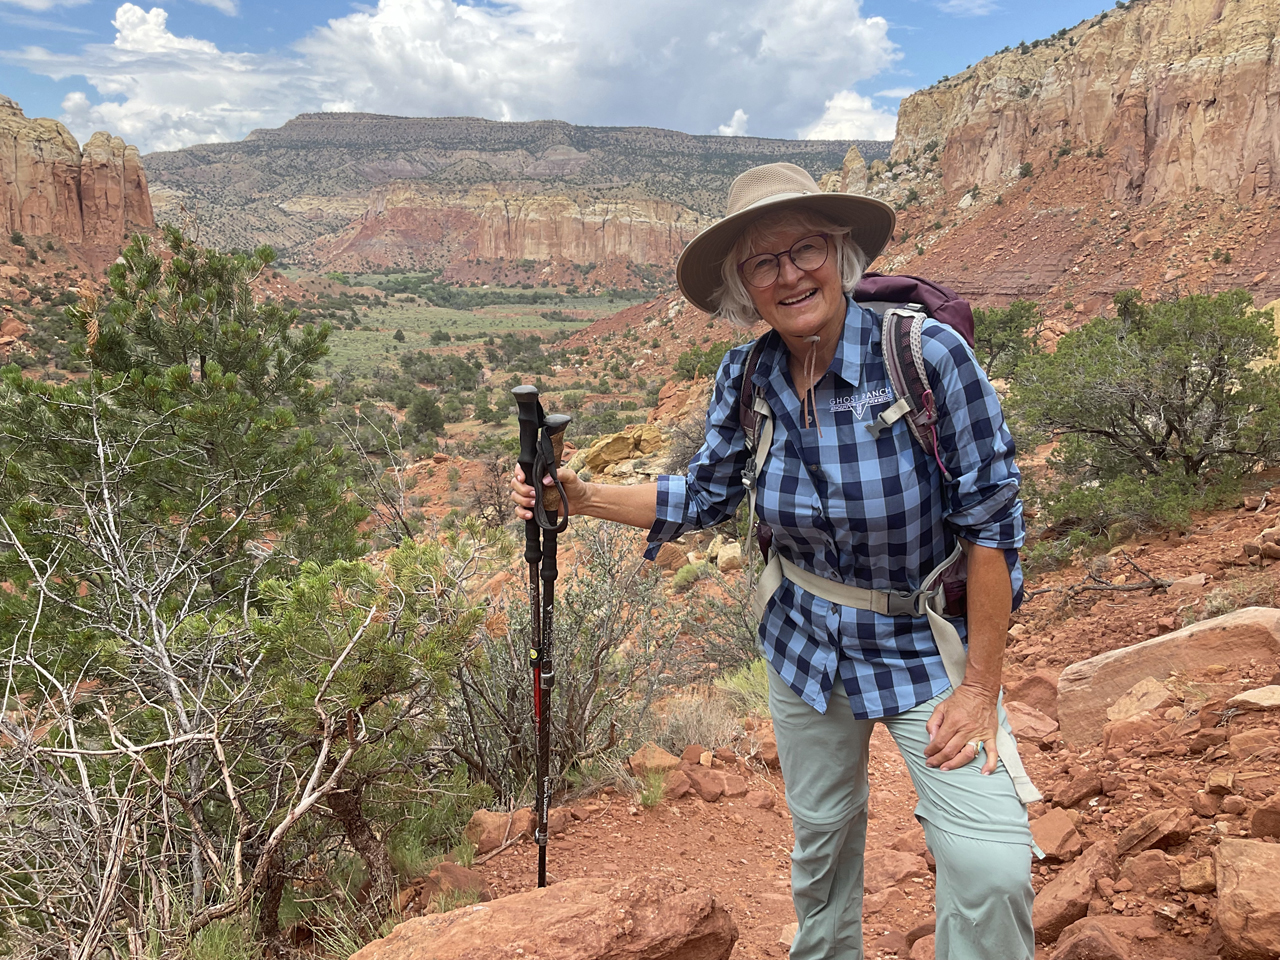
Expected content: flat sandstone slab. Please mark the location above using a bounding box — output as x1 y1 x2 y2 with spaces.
348 876 737 960
1057 608 1280 745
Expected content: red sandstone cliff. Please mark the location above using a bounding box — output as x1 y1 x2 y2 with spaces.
310 183 708 273
892 0 1280 206
0 96 153 246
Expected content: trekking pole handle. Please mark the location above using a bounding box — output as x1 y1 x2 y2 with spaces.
513 385 541 481
539 414 571 516
513 386 544 559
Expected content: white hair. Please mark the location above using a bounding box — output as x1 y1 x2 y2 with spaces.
711 208 869 329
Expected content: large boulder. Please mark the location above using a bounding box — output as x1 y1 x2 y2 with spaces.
1057 609 1280 744
1033 839 1118 942
350 876 738 960
1217 839 1280 960
582 425 667 474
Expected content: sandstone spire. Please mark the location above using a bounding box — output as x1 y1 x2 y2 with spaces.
0 97 154 246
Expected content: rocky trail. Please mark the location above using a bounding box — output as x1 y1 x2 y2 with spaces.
352 487 1280 960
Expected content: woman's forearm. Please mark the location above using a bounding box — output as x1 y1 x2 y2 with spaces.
578 480 659 530
960 542 1013 699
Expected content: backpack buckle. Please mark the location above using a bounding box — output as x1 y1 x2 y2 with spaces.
884 590 925 617
741 459 757 491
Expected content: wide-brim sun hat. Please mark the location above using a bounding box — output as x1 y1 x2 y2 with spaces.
676 161 897 315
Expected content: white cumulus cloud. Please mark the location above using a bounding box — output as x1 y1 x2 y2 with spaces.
800 90 898 141
9 4 321 151
716 109 749 137
874 87 917 100
4 0 904 152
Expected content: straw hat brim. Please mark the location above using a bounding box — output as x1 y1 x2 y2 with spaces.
675 192 897 315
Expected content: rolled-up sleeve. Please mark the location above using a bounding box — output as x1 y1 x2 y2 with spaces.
643 346 753 560
920 323 1024 551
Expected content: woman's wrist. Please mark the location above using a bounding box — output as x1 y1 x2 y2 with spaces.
958 676 1001 703
576 480 597 517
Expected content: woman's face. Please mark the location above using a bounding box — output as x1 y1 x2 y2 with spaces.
741 223 847 345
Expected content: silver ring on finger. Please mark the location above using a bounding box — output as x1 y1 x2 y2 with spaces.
967 739 983 754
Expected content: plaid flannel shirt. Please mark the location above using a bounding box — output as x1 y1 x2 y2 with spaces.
644 298 1025 719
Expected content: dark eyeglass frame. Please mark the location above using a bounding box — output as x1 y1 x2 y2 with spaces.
737 233 831 288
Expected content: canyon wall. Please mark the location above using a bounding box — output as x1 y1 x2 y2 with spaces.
892 0 1280 204
313 183 708 271
0 96 153 245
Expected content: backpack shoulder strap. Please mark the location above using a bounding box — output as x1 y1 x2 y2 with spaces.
737 335 768 449
738 335 774 518
737 336 776 607
864 304 955 482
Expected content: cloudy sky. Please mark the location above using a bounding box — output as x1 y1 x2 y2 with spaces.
0 0 1117 154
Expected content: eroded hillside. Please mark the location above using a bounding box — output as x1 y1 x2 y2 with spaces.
144 115 888 274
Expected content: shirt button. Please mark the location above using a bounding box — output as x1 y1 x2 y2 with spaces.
807 463 820 471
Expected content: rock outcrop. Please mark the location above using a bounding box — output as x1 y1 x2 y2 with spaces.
313 182 705 273
1216 839 1280 960
80 132 153 245
348 876 738 960
0 97 153 246
820 144 868 194
1056 608 1280 744
892 0 1280 205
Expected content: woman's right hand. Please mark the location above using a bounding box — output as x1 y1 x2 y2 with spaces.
510 463 589 522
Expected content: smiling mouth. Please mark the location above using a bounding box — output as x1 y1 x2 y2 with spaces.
780 289 818 307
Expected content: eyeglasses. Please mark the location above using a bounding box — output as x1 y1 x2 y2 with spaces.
738 234 830 288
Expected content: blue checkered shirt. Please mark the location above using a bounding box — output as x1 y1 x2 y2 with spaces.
644 298 1025 719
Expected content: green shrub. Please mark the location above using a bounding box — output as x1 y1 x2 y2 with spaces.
674 341 732 381
672 561 709 593
1009 289 1280 539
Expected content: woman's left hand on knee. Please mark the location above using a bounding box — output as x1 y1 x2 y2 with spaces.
924 683 999 774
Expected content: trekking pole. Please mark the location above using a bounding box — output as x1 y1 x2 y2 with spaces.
512 386 545 884
532 413 570 889
512 389 571 887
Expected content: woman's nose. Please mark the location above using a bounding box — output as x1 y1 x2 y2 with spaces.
776 254 805 285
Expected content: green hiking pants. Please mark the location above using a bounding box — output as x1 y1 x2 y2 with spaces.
768 666 1035 960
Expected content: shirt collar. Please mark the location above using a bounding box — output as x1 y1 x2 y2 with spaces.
750 296 874 395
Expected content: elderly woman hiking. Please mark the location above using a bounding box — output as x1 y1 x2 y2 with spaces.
512 162 1036 960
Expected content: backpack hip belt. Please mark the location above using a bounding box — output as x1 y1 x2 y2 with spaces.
755 542 1041 805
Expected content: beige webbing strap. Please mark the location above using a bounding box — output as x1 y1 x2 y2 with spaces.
744 391 775 604
921 606 1043 804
